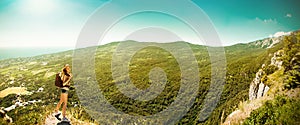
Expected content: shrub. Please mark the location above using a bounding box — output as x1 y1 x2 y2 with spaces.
244 96 300 125
284 69 300 89
264 65 278 75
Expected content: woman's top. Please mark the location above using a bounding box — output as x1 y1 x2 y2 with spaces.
59 71 72 90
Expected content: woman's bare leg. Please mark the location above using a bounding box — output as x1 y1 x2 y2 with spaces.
55 94 64 112
61 93 68 117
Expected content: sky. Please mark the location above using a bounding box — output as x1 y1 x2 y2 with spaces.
0 0 299 47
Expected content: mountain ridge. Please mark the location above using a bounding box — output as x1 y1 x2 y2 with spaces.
2 30 297 62
0 30 299 124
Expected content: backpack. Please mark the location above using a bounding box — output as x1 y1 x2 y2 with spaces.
55 73 63 87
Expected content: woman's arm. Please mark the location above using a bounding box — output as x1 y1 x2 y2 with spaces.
63 73 72 86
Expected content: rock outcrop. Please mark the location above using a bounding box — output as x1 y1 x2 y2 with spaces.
225 50 285 124
271 50 284 69
249 50 283 100
249 69 269 100
0 108 13 123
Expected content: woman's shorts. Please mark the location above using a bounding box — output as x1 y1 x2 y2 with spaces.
61 88 69 94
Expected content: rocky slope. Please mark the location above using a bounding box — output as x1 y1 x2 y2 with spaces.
249 50 283 100
248 32 291 49
223 51 283 124
223 31 300 125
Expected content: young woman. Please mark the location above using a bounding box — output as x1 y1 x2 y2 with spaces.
54 64 72 122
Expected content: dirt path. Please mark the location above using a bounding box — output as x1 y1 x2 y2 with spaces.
44 112 97 125
0 87 31 98
45 113 62 125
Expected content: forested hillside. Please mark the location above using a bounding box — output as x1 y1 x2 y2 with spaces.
0 31 299 124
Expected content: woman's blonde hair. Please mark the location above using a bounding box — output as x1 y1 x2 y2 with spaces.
61 64 71 77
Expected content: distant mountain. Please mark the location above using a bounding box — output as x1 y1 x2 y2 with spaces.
247 35 285 49
242 31 295 49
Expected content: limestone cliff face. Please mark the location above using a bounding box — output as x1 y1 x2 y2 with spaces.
249 69 269 100
249 50 283 100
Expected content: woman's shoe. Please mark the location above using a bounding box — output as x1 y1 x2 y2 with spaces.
54 113 61 121
62 117 70 122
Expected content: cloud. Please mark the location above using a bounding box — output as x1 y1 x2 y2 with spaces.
285 13 292 18
255 17 277 24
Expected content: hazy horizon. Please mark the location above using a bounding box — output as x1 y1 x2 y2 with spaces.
0 32 289 60
0 47 73 60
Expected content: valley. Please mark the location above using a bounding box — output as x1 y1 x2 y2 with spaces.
0 31 299 124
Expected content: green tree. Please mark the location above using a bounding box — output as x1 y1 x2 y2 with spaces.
282 32 300 89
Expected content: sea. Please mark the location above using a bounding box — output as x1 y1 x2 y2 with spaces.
0 47 74 60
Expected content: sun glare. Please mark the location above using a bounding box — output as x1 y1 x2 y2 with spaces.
24 0 56 14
